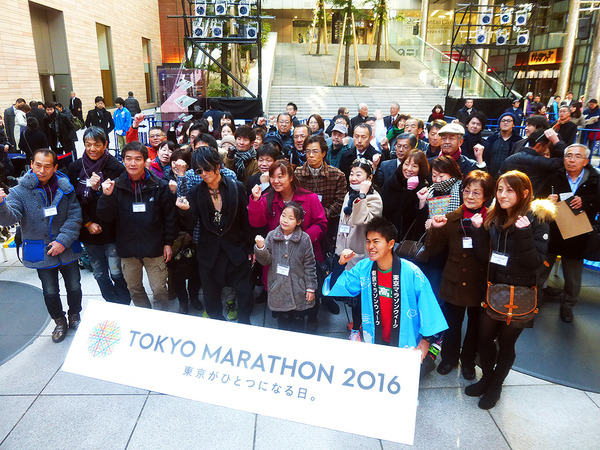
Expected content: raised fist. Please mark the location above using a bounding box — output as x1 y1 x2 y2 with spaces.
101 179 115 196
255 235 265 248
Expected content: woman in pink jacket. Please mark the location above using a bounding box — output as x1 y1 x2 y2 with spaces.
249 160 327 262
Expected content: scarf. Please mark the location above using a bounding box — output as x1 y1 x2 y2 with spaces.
48 112 60 135
370 257 402 346
343 190 360 216
39 174 59 205
428 178 462 215
233 147 256 179
76 152 109 204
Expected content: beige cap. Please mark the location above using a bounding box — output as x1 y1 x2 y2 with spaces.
438 122 465 136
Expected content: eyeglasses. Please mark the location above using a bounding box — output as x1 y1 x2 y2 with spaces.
278 120 291 125
565 153 586 160
500 118 513 123
463 189 483 198
305 149 322 155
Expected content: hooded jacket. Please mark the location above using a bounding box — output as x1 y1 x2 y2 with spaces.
0 171 82 269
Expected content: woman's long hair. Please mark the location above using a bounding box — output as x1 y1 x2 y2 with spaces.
484 170 533 230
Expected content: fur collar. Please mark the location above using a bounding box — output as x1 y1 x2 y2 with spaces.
531 199 556 222
21 170 74 194
272 225 302 242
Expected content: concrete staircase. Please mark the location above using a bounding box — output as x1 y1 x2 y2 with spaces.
267 44 457 122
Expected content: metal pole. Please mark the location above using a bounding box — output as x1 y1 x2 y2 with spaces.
557 0 581 97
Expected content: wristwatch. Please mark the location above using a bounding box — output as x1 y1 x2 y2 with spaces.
358 193 366 200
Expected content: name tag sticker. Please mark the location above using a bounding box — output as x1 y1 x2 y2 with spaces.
132 203 147 213
86 179 93 187
44 206 58 217
490 251 509 267
339 224 351 234
462 237 473 248
276 264 290 276
559 192 572 202
317 194 323 202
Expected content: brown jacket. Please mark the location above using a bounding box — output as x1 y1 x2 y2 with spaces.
425 206 489 306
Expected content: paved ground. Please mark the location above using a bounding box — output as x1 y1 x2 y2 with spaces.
1 247 600 449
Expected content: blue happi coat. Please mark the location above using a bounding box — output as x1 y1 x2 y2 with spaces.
323 257 447 347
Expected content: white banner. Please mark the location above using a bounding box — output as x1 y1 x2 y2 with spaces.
63 300 420 445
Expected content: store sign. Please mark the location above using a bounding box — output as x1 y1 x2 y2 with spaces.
63 300 421 445
529 49 557 65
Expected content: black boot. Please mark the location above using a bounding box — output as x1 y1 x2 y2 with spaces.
478 369 505 409
178 302 189 314
52 317 68 343
465 374 491 397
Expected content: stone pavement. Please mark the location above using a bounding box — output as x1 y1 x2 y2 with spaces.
1 248 600 449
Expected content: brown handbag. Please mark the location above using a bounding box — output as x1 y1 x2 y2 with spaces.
483 282 538 325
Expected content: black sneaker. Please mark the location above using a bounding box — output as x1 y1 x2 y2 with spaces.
560 306 573 323
322 297 340 315
420 355 436 377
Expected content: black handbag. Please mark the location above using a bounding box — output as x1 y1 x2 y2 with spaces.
395 219 428 263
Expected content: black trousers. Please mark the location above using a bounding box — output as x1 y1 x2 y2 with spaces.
198 252 253 324
440 302 480 368
478 311 524 383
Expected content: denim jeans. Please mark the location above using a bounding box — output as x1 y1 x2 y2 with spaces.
85 243 131 305
37 261 82 320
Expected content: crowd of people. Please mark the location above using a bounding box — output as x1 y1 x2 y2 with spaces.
1 94 599 412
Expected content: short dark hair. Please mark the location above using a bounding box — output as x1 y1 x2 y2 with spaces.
149 125 166 136
234 125 256 142
128 91 134 96
431 155 463 180
32 148 58 166
44 101 56 109
282 201 304 223
193 133 218 150
122 141 148 160
159 140 178 154
395 133 418 149
277 112 293 123
115 97 125 106
26 116 39 128
286 102 298 112
94 96 105 104
192 146 222 173
171 148 191 167
354 122 372 137
526 129 549 147
303 135 328 154
55 103 63 109
463 170 494 201
257 143 281 161
365 217 398 242
16 98 26 104
332 114 351 129
83 126 108 145
189 121 209 135
337 107 347 115
29 100 39 109
525 115 550 130
467 112 488 129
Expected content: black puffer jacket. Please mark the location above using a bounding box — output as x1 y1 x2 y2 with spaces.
97 170 177 258
472 202 552 287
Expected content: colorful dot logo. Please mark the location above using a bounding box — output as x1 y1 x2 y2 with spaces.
88 320 121 358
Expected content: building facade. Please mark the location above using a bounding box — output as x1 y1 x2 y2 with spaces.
0 0 162 111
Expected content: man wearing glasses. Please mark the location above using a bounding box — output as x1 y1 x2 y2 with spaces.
374 133 417 187
266 113 295 158
540 144 600 322
485 112 522 177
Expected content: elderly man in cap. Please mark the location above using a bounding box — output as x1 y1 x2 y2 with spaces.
429 123 486 177
327 122 352 169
